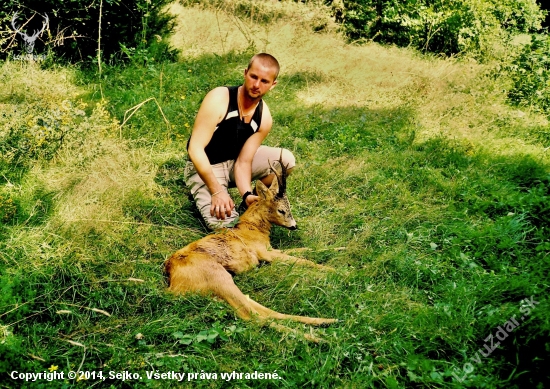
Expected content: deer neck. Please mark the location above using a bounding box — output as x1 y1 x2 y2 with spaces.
236 201 272 236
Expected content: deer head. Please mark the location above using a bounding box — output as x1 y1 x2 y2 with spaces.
254 150 297 230
11 12 49 54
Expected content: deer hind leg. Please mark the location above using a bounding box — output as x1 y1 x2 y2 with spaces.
167 259 336 326
261 249 335 272
210 267 337 326
168 259 267 320
243 295 337 326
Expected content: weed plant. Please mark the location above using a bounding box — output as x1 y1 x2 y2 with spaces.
507 34 550 118
326 0 545 59
1 1 550 388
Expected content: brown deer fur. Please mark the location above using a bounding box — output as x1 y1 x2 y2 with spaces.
165 163 336 326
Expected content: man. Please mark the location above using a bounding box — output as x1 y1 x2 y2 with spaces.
185 53 295 229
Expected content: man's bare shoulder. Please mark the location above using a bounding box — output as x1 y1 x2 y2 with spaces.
259 101 273 132
197 87 230 122
262 100 273 116
204 86 230 103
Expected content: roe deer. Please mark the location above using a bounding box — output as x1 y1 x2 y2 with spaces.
165 157 336 326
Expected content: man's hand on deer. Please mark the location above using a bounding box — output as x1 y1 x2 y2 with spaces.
245 194 259 207
210 190 234 220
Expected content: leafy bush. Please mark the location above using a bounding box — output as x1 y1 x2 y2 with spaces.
1 101 86 162
0 100 87 182
0 96 120 186
0 0 176 64
328 0 546 58
0 193 17 223
507 34 550 116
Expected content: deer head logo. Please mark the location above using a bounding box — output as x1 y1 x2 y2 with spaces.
11 12 49 54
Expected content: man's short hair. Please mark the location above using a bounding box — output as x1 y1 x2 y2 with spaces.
248 53 280 80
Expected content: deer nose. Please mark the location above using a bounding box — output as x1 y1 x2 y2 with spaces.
288 225 297 230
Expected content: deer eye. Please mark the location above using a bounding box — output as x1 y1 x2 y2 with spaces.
278 210 286 216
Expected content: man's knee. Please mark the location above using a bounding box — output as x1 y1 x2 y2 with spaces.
259 148 295 186
281 148 296 170
204 214 239 230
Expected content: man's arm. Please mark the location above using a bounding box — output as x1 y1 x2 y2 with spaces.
234 104 273 206
187 87 234 220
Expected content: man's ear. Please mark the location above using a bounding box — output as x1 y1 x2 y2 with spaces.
255 180 271 199
269 79 277 91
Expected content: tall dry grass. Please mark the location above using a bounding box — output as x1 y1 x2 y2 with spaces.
167 0 549 158
0 62 165 255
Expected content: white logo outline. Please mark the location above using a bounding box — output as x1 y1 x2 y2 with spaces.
11 12 49 54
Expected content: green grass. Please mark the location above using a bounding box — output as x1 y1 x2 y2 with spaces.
1 2 550 388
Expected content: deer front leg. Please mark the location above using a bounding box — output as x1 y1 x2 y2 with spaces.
259 247 334 271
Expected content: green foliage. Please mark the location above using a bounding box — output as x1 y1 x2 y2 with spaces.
81 50 252 145
0 0 176 64
172 323 244 346
0 100 86 168
329 0 546 57
507 34 550 116
2 8 550 386
0 98 115 184
0 330 30 375
0 192 17 223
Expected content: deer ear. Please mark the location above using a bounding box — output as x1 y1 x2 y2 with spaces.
268 174 280 194
255 180 270 199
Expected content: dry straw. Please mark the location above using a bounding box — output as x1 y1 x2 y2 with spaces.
119 97 170 139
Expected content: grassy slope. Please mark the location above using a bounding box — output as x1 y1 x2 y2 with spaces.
1 1 549 388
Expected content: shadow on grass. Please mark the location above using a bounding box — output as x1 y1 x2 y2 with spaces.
76 49 550 387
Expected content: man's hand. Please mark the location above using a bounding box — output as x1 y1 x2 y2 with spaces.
245 194 259 207
210 192 235 220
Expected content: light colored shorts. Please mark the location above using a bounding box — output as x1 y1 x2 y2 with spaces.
184 146 296 229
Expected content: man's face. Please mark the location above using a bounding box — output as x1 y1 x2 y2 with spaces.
243 60 278 100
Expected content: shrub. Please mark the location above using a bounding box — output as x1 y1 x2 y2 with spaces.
0 61 102 182
0 0 176 64
507 34 550 116
0 193 17 223
328 0 546 58
0 100 88 182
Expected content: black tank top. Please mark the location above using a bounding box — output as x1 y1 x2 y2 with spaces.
188 86 263 165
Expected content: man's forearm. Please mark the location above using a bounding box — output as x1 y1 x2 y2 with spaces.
189 149 223 194
234 159 253 196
